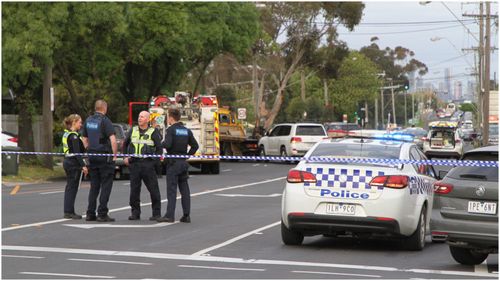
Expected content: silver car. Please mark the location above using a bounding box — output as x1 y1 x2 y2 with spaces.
430 146 498 265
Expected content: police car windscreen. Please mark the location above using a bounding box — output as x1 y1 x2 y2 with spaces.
296 126 326 136
309 143 401 160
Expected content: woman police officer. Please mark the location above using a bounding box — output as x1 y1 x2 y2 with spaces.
62 114 88 219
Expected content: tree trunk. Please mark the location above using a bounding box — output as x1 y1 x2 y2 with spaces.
41 64 53 169
17 93 36 164
192 60 212 96
300 69 306 101
56 63 88 117
323 79 329 106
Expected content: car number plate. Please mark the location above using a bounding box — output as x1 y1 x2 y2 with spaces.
468 201 497 215
326 203 355 215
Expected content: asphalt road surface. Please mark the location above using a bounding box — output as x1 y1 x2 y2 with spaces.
2 161 498 279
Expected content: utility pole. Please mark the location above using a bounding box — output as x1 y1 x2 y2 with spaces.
391 80 396 125
404 91 407 126
479 2 484 133
42 64 53 170
375 97 379 129
483 1 491 145
380 88 384 128
412 90 415 124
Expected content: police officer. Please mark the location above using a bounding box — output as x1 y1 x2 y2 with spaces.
81 100 118 222
62 114 88 219
157 108 198 223
123 111 162 221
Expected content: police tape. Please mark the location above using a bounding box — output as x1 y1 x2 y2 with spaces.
1 150 498 167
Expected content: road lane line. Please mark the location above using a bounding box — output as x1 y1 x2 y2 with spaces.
190 221 280 256
292 270 381 278
19 272 114 278
2 254 44 259
68 258 152 265
4 245 497 278
3 177 285 232
221 169 232 172
40 190 65 195
10 185 21 195
178 265 265 271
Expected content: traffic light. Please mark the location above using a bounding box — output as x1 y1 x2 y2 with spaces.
404 81 410 90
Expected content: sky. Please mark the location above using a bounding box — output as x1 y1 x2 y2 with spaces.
336 1 499 97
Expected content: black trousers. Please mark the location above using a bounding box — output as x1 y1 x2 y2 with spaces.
87 156 115 217
129 160 161 217
165 160 190 219
63 157 81 214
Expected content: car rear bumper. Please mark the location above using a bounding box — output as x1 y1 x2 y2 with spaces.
287 213 401 235
424 150 461 158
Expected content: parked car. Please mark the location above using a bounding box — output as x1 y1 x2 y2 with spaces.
324 122 360 138
423 121 463 159
431 146 498 265
1 131 18 147
281 136 437 250
113 123 129 180
258 123 327 157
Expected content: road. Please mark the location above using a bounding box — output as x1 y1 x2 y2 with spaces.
2 161 498 279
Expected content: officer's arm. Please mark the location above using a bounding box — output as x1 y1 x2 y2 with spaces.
109 134 118 160
81 121 89 149
162 128 173 151
70 135 86 167
153 129 163 156
187 130 199 155
103 119 118 160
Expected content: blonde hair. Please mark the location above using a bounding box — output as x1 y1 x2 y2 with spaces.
64 114 82 130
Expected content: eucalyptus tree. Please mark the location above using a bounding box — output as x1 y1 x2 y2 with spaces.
256 2 364 130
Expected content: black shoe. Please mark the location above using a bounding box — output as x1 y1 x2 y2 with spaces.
156 216 174 223
128 215 140 220
180 215 191 223
149 216 161 221
64 213 82 219
97 215 115 222
86 215 97 221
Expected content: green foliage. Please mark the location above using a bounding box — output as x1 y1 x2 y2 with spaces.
460 103 476 112
332 51 380 116
214 86 236 105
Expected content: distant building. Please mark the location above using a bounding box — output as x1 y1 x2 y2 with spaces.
444 68 452 98
454 81 462 100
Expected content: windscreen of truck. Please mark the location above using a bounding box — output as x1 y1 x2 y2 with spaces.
296 125 326 136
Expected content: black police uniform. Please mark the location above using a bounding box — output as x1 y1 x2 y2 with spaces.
62 130 86 219
81 112 116 221
161 122 199 221
123 126 163 220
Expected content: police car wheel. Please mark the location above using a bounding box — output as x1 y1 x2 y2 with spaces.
449 246 488 265
404 206 426 251
281 220 304 246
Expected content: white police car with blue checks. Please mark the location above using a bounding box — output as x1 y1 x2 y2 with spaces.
281 136 437 250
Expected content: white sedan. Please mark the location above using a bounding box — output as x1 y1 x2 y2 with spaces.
281 136 437 250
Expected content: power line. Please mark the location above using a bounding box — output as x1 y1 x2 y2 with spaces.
338 23 472 35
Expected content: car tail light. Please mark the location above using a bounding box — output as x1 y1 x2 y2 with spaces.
369 175 408 189
291 137 302 143
434 181 453 194
421 137 428 141
455 138 461 144
8 137 18 143
287 170 316 183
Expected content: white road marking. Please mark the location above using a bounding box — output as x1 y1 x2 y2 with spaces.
214 193 282 198
178 265 265 272
123 182 131 185
221 169 232 172
64 222 175 229
475 260 489 274
19 272 114 278
40 190 65 195
191 221 281 256
68 258 152 265
2 254 44 259
2 177 286 232
292 270 381 278
4 245 498 278
252 164 259 167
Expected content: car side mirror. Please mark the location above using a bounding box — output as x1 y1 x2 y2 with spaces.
438 170 448 180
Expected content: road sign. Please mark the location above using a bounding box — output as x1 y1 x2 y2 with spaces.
237 108 246 120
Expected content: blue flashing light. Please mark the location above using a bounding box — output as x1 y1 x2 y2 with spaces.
372 133 414 142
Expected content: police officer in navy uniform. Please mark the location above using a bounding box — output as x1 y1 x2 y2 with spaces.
62 114 88 219
81 100 118 222
123 111 163 221
157 108 198 223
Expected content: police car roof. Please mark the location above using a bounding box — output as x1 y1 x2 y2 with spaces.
322 137 407 147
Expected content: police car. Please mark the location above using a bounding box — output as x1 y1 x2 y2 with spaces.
281 135 437 250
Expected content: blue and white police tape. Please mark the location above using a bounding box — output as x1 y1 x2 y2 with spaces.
1 150 498 167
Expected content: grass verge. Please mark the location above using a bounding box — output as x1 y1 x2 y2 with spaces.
2 165 66 183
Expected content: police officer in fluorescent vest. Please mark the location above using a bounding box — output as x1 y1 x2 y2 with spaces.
123 111 163 221
81 100 118 222
62 114 88 219
157 108 199 223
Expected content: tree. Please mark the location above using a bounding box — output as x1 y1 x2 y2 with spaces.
2 2 68 160
331 51 380 120
257 2 364 130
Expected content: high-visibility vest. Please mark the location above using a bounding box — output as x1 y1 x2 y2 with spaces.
130 126 155 156
62 129 79 157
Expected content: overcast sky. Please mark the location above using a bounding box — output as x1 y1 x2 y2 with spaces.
337 1 498 94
